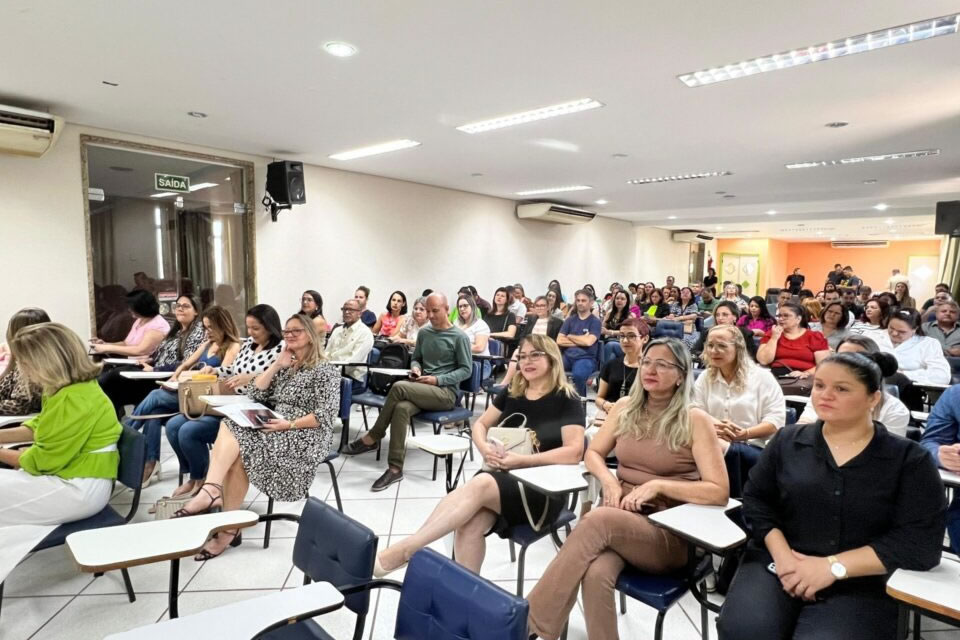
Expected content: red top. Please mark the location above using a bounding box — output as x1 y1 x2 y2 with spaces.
760 329 828 371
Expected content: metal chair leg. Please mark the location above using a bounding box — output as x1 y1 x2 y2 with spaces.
326 460 343 512
263 497 274 549
509 540 516 562
620 591 626 614
913 611 921 640
516 544 528 596
654 610 667 640
121 568 136 603
701 598 709 640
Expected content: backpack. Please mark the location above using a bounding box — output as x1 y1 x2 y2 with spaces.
367 343 412 395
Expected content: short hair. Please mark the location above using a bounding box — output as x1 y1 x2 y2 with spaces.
840 288 857 297
386 290 408 315
11 322 101 395
125 289 160 317
834 263 842 268
246 304 283 349
574 288 593 300
619 316 650 336
843 265 852 270
421 289 433 297
937 300 960 312
356 286 371 298
936 283 950 291
860 285 873 294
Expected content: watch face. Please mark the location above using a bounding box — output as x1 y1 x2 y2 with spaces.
830 562 847 579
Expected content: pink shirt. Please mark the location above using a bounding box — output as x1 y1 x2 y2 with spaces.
123 315 171 350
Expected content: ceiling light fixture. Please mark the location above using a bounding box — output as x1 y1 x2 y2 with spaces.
863 179 878 184
149 192 178 199
786 148 939 169
875 203 890 211
830 237 837 241
716 226 724 230
668 215 678 220
884 218 895 224
825 121 849 128
323 41 358 57
189 182 218 192
456 98 603 134
594 199 608 205
678 14 959 87
515 185 593 196
766 209 777 215
627 170 732 185
329 139 421 161
187 111 207 118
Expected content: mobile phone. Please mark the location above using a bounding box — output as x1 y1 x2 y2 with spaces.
487 436 505 457
767 562 777 575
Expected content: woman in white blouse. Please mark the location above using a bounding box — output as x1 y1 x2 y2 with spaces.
797 335 909 436
721 283 748 312
692 325 785 496
886 307 950 411
848 297 894 351
389 297 428 349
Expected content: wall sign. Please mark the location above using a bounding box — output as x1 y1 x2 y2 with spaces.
155 173 190 193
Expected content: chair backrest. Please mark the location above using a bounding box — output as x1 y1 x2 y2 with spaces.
948 356 960 385
488 339 503 358
459 360 484 395
293 497 378 616
338 377 352 420
115 425 146 522
884 383 900 399
652 320 683 339
766 303 778 317
394 548 529 640
785 407 797 425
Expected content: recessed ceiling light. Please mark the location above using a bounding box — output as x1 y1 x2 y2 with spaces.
668 215 678 220
816 231 823 235
627 170 731 185
766 209 777 215
677 14 959 87
188 182 218 192
515 185 593 196
187 111 207 118
723 194 737 199
225 176 231 181
863 179 878 184
323 41 358 57
786 149 939 169
884 218 895 224
875 203 890 211
102 80 119 87
456 98 603 134
830 237 837 241
594 199 608 205
716 226 724 230
611 153 629 159
825 121 849 128
150 192 179 198
329 139 421 161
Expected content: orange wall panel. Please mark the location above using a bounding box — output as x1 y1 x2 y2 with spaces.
784 241 942 292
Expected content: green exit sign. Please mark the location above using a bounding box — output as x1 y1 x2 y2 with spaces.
155 173 190 193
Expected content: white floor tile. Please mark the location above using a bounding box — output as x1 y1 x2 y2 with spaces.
0 595 72 640
31 593 170 640
333 499 395 535
81 557 203 595
240 498 307 539
3 547 94 597
185 538 295 591
388 498 440 535
335 470 401 499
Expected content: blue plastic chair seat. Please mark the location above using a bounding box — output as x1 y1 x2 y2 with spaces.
506 508 575 545
34 506 126 551
416 407 473 426
352 392 386 408
616 554 712 612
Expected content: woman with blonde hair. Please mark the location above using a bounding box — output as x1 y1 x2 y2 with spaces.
373 333 585 576
172 313 340 560
0 307 50 415
0 323 122 581
526 337 728 639
801 298 823 331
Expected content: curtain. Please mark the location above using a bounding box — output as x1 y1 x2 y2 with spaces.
178 210 214 305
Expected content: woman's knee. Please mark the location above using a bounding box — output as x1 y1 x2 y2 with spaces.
457 509 494 538
582 551 620 592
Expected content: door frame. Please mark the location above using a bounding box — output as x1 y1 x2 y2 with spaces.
719 252 761 297
80 134 257 333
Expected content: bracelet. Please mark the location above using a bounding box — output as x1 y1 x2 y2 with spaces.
287 419 296 430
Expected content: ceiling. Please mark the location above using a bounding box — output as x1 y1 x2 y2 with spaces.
2 1 959 240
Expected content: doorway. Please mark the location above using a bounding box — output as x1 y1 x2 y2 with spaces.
719 253 760 297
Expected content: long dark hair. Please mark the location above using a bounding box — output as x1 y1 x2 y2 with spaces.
820 301 849 329
548 281 564 306
860 296 891 328
819 352 898 395
385 290 408 315
492 287 511 314
246 304 283 349
889 307 924 336
746 296 772 321
301 290 323 319
126 289 160 317
779 302 809 328
604 290 631 330
168 295 201 354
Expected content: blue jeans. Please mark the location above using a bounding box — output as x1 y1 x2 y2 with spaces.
562 353 595 397
126 388 180 462
165 413 221 480
948 493 960 556
603 340 623 364
725 442 764 499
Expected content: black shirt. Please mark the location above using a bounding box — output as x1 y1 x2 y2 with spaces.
485 310 517 336
743 422 945 575
703 275 718 291
785 274 805 293
491 389 585 451
599 356 638 403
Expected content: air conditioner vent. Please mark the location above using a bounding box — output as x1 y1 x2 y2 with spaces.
831 240 889 249
516 202 596 225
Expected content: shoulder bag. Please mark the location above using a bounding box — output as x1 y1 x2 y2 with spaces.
178 373 221 419
483 412 551 532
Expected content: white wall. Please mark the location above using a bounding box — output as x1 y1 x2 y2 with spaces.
632 226 693 286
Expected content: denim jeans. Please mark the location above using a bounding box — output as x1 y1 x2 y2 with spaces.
563 353 595 397
603 340 623 364
165 413 221 480
126 388 180 462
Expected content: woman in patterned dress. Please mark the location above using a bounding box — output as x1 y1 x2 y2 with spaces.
174 313 340 560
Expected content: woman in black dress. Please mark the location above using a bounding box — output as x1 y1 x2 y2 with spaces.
373 333 585 576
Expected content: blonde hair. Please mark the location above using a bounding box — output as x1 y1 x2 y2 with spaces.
202 305 242 348
801 299 822 321
285 314 326 368
11 322 101 395
1 307 50 383
508 334 576 399
617 337 694 451
704 325 752 393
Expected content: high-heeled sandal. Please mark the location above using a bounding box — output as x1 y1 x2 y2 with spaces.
194 529 242 561
172 482 223 518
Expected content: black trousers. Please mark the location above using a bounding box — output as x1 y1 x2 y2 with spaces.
886 372 925 412
98 365 159 418
717 548 898 640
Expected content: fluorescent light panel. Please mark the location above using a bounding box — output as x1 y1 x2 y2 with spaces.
515 185 592 196
150 192 178 198
785 149 939 169
457 98 603 134
627 171 731 185
189 182 218 192
678 14 959 87
329 139 421 160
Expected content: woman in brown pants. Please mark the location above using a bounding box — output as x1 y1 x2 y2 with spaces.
527 337 729 639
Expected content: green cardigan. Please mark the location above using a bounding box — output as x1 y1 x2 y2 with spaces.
20 379 122 480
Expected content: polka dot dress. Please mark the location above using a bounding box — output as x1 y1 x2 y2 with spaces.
216 338 284 394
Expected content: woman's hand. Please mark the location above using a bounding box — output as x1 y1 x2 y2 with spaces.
141 363 154 372
770 325 783 340
223 373 253 391
275 348 295 369
601 479 623 508
91 343 108 353
714 420 741 442
198 365 216 376
495 451 524 470
786 370 809 379
89 338 104 345
261 418 293 433
780 551 835 601
752 329 766 337
620 481 660 512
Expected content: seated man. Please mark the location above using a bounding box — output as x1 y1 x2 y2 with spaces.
342 293 472 491
698 286 719 315
776 288 792 308
556 289 602 397
920 384 960 554
325 299 375 393
858 285 873 306
922 283 951 313
924 300 960 358
841 287 863 321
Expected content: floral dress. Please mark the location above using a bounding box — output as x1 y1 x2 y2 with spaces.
669 302 701 347
226 360 340 501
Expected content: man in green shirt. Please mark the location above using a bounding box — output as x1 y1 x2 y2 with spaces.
698 287 719 315
343 292 472 491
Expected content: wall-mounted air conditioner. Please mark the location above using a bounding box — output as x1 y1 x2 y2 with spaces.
516 203 596 225
0 105 64 157
831 241 889 248
672 232 715 243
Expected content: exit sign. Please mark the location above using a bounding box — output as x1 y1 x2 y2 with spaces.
155 173 190 193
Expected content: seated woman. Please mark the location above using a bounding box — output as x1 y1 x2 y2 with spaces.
455 294 491 355
126 306 242 486
717 352 945 640
797 335 909 436
668 286 701 347
721 283 748 312
737 296 775 338
599 290 633 361
485 287 519 347
526 337 728 639
546 286 569 320
372 290 408 338
595 318 649 417
802 299 823 331
172 314 340 560
164 304 284 498
389 296 428 349
373 334 585 576
818 301 851 350
0 323 122 580
692 325 785 497
0 308 50 416
640 288 670 325
98 294 205 417
886 308 950 411
521 296 563 341
894 281 917 310
299 289 327 335
691 302 757 361
849 298 894 350
89 289 170 360
757 302 829 381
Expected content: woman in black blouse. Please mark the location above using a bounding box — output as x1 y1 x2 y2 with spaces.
717 352 946 640
372 333 585 577
595 318 648 415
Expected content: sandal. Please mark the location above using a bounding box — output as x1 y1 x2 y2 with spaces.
194 529 242 561
172 482 223 518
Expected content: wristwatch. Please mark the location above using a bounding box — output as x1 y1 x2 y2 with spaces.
827 555 847 580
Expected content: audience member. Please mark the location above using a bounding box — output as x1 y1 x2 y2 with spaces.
485 287 519 345
372 335 585 577
886 308 950 411
467 285 492 317
557 290 603 397
354 286 377 328
756 302 829 379
703 267 718 293
95 284 135 343
717 352 945 640
509 284 528 320
665 275 676 290
640 288 670 323
372 290 408 337
823 282 838 296
326 299 376 392
737 296 775 338
849 297 894 350
887 268 910 293
819 301 851 350
784 268 805 295
545 288 568 319
922 290 953 323
721 283 748 312
90 289 170 359
919 384 960 555
801 299 823 331
697 286 719 315
173 314 339 560
299 290 327 335
668 286 701 347
691 302 757 361
776 289 792 308
343 293 472 491
841 287 863 320
595 318 649 415
893 282 916 310
601 290 633 341
858 285 873 306
637 282 655 306
0 308 50 416
924 300 960 357
389 296 428 349
455 295 491 364
521 296 562 341
825 263 844 286
548 279 568 303
921 283 951 312
838 265 861 288
527 337 727 640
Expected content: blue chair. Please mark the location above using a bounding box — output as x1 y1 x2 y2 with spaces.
0 426 145 617
412 361 483 436
947 356 960 385
348 350 387 436
505 504 576 596
482 341 508 410
652 320 684 339
263 453 343 549
337 377 355 452
785 407 797 425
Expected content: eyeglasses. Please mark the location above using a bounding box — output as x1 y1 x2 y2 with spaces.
340 307 358 312
619 334 642 341
173 304 193 310
281 329 305 337
775 314 796 320
639 358 685 373
516 351 547 362
704 341 733 352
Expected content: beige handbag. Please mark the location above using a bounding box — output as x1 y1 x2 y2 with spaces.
483 413 551 532
178 374 221 420
153 494 193 520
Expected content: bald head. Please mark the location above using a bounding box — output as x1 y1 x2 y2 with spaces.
425 293 452 329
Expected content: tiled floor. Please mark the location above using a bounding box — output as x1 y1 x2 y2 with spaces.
4 400 960 639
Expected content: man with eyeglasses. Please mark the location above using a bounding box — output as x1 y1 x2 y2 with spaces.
557 289 602 396
924 300 960 358
342 293 472 492
325 299 374 393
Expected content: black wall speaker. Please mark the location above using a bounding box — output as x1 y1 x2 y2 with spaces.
266 161 306 205
935 201 960 236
